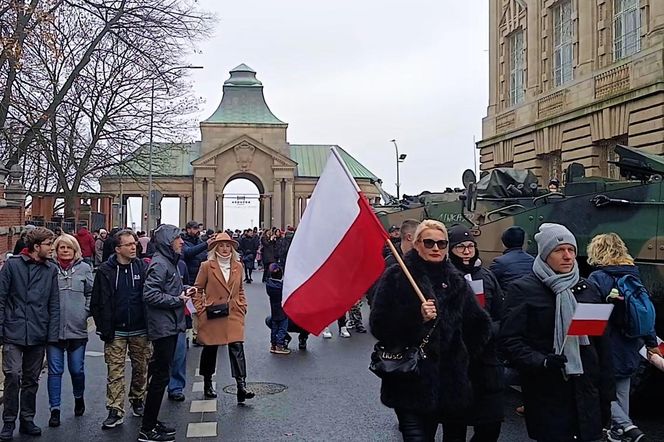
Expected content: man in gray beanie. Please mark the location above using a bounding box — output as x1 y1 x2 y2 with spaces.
500 223 614 442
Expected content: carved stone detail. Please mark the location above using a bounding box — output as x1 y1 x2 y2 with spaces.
233 141 256 172
594 63 630 100
496 111 516 133
537 90 566 119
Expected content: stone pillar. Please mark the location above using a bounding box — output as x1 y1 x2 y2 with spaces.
205 179 216 229
526 1 540 96
262 195 272 229
576 0 594 76
194 179 204 223
141 195 149 232
179 195 188 227
487 0 498 116
272 179 282 229
284 178 294 227
216 194 224 230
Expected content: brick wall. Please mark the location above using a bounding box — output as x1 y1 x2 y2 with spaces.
0 207 25 256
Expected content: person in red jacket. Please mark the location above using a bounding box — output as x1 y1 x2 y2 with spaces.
74 227 96 265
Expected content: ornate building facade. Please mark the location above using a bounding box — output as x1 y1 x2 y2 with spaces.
100 64 382 231
478 0 664 182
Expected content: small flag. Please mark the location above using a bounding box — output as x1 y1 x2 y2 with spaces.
567 303 614 336
639 337 664 360
465 276 485 308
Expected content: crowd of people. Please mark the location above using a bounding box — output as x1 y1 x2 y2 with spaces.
0 217 661 442
370 219 661 442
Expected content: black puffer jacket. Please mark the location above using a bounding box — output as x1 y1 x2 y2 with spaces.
0 254 60 345
370 250 491 414
448 258 505 425
143 225 186 341
499 273 614 441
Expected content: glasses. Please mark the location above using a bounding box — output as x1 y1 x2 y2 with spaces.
453 243 476 252
39 241 53 247
118 242 138 248
421 239 449 249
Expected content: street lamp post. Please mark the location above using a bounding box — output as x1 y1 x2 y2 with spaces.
390 139 407 199
146 65 203 234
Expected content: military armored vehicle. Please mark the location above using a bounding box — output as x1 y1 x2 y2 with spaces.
376 145 664 407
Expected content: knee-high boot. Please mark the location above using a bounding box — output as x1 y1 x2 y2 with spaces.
228 342 254 403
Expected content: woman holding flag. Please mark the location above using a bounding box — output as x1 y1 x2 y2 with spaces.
500 223 614 442
586 233 661 442
444 224 504 442
370 219 492 441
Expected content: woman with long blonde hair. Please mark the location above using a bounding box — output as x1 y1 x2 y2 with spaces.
193 232 254 403
587 233 661 442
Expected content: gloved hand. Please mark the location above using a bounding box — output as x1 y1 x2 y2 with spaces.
543 353 567 370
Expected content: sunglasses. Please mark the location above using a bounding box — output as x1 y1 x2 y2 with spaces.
421 239 449 249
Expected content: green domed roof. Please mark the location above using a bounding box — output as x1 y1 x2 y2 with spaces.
203 64 285 125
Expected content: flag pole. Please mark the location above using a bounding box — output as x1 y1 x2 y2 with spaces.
328 147 427 305
385 236 427 304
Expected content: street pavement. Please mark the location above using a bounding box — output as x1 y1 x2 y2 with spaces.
4 269 664 441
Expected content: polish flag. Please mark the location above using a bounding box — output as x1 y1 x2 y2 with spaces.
282 148 389 335
567 303 614 336
464 276 485 308
639 337 664 360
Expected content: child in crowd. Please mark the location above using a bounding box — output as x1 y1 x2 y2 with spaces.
265 263 290 355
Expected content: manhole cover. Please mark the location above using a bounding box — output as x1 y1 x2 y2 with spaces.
222 382 287 396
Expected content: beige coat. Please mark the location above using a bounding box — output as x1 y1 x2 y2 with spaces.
193 258 247 345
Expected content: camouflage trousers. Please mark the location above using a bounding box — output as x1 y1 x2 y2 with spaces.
104 335 152 415
346 299 364 328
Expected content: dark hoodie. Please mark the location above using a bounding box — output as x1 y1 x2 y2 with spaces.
90 254 147 342
588 265 658 377
142 224 186 341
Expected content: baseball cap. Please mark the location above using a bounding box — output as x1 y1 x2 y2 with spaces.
388 225 400 233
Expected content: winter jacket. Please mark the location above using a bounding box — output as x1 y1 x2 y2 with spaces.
55 259 93 340
370 250 491 414
143 225 186 341
0 254 60 345
75 227 96 259
277 232 294 265
94 238 105 266
448 260 505 425
90 254 148 342
181 233 208 286
489 247 534 291
266 278 286 321
499 272 615 441
588 265 658 378
261 235 276 264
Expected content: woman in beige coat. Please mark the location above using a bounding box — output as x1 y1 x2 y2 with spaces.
193 232 255 403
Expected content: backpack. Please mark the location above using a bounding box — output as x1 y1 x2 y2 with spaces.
614 274 656 338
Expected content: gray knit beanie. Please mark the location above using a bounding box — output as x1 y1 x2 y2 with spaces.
534 223 576 260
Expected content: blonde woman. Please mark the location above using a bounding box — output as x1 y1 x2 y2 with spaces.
370 219 491 440
193 232 254 403
47 233 94 427
587 233 661 442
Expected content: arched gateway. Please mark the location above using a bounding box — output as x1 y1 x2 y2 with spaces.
100 64 383 231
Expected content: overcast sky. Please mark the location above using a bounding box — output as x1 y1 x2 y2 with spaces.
131 0 490 229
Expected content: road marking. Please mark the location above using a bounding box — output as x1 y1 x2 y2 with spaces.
85 351 104 357
194 369 214 377
186 422 217 438
192 381 216 392
190 400 217 413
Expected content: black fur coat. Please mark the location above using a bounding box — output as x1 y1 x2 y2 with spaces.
369 250 491 414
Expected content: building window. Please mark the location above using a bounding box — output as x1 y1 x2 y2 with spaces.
552 0 573 87
509 30 525 106
598 136 626 179
614 0 641 60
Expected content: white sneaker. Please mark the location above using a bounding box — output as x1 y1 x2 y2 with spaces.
339 326 351 338
322 327 333 339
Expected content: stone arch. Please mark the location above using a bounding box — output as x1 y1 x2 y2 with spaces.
217 172 269 229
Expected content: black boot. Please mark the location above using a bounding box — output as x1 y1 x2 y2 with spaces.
0 422 14 441
203 376 217 399
235 378 255 403
49 409 61 427
74 397 85 416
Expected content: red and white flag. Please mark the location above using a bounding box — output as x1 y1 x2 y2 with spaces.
464 275 485 308
639 337 664 360
567 303 614 336
282 148 388 335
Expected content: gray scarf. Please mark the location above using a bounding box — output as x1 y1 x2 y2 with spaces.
532 257 589 375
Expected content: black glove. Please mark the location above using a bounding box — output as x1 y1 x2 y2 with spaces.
543 353 567 370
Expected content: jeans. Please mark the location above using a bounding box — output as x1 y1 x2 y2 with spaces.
270 318 289 346
47 341 87 410
611 377 633 430
168 332 187 395
142 335 177 431
2 344 45 423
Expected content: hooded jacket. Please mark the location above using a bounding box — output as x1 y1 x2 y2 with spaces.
55 258 94 340
75 227 96 259
143 224 186 341
90 254 148 342
0 254 60 345
588 265 658 377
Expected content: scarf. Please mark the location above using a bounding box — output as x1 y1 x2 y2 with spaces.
532 257 589 375
215 252 231 282
58 258 74 270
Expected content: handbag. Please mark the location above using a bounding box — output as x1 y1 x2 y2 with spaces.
369 316 439 380
202 279 235 320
